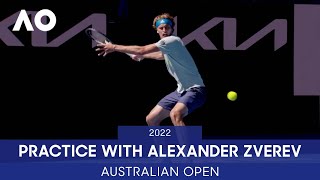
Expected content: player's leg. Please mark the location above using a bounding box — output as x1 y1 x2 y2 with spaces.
145 105 170 163
146 105 170 126
171 86 207 126
146 90 180 126
170 103 188 126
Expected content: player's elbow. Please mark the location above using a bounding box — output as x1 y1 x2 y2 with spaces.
136 48 147 55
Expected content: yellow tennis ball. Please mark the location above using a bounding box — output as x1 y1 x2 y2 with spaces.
227 91 237 101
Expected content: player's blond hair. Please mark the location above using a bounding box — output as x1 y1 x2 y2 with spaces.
152 13 175 31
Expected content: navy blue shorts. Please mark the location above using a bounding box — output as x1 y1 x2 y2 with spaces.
157 86 207 114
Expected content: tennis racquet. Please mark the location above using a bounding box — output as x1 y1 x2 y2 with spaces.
85 28 137 59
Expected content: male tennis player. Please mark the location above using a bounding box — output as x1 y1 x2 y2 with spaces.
96 13 207 126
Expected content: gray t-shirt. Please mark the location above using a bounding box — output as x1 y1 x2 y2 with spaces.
155 36 205 93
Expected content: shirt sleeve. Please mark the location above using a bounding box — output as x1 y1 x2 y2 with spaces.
154 36 179 54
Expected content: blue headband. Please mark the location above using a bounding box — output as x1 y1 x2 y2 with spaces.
155 18 173 28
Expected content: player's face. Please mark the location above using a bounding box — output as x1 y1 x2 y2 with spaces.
157 24 173 39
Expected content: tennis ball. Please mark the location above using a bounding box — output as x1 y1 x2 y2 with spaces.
227 91 237 101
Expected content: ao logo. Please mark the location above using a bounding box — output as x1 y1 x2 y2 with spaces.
12 9 56 32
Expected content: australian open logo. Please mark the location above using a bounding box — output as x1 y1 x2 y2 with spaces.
12 9 56 32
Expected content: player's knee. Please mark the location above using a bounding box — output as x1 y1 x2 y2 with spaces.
146 114 158 126
170 110 183 122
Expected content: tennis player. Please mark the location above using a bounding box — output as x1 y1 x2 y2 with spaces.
96 13 207 126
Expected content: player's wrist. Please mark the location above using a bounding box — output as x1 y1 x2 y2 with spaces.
112 44 116 51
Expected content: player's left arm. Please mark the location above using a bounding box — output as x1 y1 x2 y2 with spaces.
142 51 164 60
96 43 160 57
